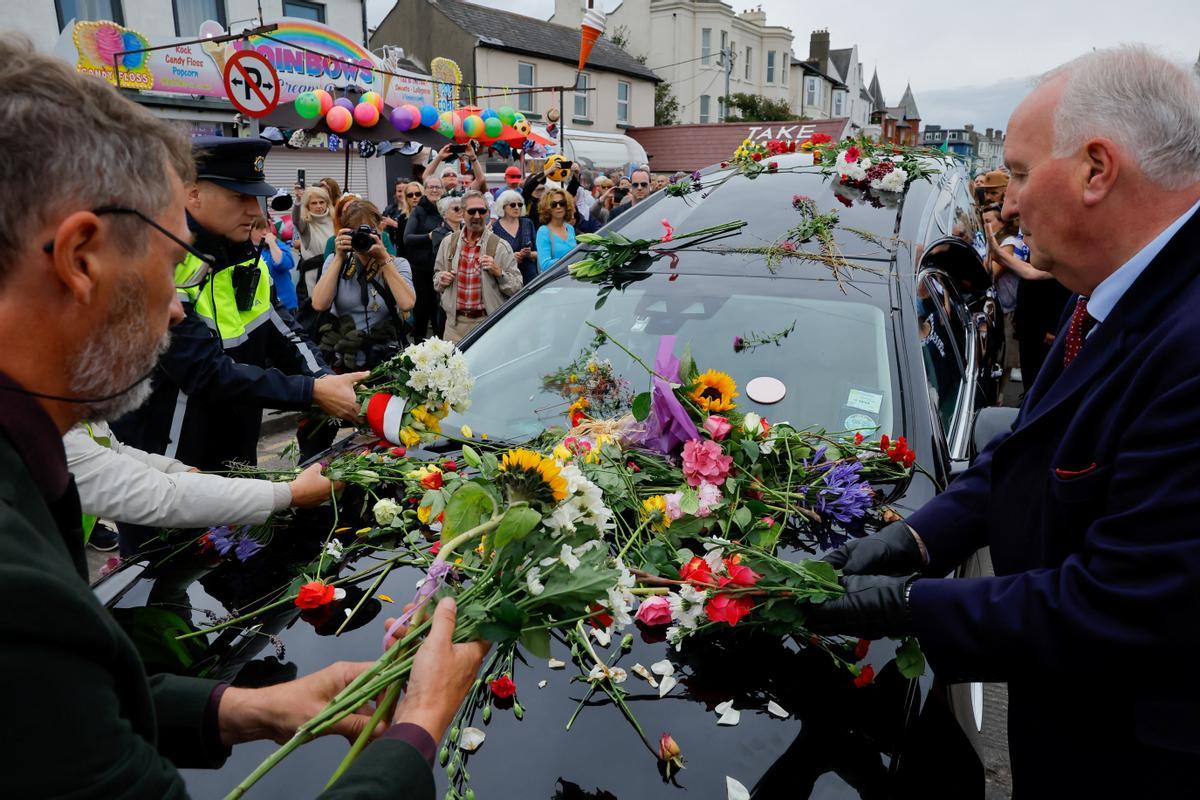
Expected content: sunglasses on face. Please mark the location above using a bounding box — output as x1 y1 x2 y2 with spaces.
448 205 462 213
465 207 489 216
549 200 567 208
406 191 422 198
631 182 650 188
42 205 215 289
505 202 522 208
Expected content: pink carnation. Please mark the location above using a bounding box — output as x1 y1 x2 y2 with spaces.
663 491 684 521
634 595 673 626
703 415 732 441
696 481 722 517
681 439 732 488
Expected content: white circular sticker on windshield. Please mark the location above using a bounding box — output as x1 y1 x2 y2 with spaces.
844 413 876 434
746 376 786 405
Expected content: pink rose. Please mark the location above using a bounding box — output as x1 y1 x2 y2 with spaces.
635 595 673 626
681 439 733 488
703 415 732 441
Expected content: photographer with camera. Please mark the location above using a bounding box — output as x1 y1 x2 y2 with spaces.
311 199 416 373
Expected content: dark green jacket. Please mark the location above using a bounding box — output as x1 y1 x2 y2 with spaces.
0 376 434 798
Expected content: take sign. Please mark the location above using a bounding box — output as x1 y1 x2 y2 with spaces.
223 50 280 118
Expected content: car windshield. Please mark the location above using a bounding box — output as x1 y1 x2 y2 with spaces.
447 271 896 441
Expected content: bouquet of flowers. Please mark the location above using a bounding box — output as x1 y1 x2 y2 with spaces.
807 136 946 193
356 338 473 447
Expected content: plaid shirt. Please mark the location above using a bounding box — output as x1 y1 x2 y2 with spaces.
455 235 484 312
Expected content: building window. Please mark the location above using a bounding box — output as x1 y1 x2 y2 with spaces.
517 61 536 114
574 73 590 120
282 0 324 22
720 30 728 59
744 46 752 80
717 96 726 122
55 0 124 27
699 95 710 124
805 76 821 108
766 50 775 83
833 90 845 116
782 52 788 85
616 80 630 124
174 0 225 37
949 131 958 140
701 28 711 66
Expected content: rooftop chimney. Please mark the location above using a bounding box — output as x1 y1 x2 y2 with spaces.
809 30 830 67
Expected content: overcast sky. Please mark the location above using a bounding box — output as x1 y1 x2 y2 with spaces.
367 0 1200 130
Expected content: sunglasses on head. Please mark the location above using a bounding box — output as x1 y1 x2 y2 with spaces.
465 207 489 216
631 181 650 188
549 200 567 208
42 205 215 289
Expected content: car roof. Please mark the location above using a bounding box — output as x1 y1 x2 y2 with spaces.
592 151 953 285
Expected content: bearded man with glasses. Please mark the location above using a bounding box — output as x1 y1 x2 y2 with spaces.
433 191 522 343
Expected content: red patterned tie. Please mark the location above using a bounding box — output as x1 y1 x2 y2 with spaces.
1062 297 1096 368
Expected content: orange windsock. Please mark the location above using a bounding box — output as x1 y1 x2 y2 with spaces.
578 9 605 71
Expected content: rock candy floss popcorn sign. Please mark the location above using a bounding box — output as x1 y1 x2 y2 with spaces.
54 18 433 108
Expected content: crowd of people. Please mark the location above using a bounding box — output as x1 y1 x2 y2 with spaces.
6 24 1200 800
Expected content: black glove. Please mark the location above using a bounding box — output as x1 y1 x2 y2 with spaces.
822 521 923 576
805 574 917 640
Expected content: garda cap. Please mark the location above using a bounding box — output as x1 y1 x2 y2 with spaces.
192 136 277 197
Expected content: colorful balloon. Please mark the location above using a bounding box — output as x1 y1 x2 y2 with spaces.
436 118 455 138
483 117 503 139
326 105 353 133
480 108 499 121
360 91 384 112
420 104 440 127
399 104 421 130
353 102 380 127
334 97 355 113
294 91 322 119
312 89 333 115
497 106 516 125
462 114 484 139
389 106 415 131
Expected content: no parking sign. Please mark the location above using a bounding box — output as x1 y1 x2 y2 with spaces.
223 50 280 118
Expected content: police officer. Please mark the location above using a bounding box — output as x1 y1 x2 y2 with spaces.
113 136 364 472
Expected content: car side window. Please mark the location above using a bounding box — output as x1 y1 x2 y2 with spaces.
951 177 984 256
916 272 966 434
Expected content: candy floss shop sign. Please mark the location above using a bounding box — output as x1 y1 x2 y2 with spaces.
53 17 432 107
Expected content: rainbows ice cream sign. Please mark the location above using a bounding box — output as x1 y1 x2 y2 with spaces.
54 18 432 108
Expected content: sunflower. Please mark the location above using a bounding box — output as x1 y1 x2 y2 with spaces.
498 448 569 506
641 495 671 532
689 369 738 412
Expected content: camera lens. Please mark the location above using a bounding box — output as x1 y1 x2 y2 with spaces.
351 224 375 251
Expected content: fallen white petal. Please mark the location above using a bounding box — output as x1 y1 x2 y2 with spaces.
658 674 677 698
631 663 658 687
767 700 789 718
538 680 548 689
591 628 611 647
459 727 486 752
718 707 741 726
608 667 628 684
727 776 750 800
714 700 733 715
333 588 347 601
547 658 566 670
650 659 675 677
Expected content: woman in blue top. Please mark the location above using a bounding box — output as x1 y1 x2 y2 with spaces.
536 187 577 272
252 216 297 311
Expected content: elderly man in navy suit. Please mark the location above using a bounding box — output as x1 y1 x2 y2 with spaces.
809 46 1200 797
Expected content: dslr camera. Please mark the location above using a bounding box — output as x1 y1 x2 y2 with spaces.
351 225 378 252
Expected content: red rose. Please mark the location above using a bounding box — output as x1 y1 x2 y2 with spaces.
811 132 832 144
489 674 517 699
571 410 587 427
679 556 715 586
854 638 871 660
704 593 754 626
720 557 762 588
853 432 864 444
751 152 762 162
295 580 335 609
420 470 444 490
788 140 797 152
880 434 890 452
853 664 876 688
626 460 641 472
389 446 407 457
760 417 771 435
903 451 916 468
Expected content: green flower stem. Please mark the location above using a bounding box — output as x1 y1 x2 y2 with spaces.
585 322 666 382
325 681 402 789
334 560 396 637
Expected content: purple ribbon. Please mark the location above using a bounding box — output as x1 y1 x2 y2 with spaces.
635 336 698 456
381 560 453 652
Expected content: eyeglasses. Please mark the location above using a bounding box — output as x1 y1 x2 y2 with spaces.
548 200 567 209
505 202 523 208
631 182 650 188
448 206 463 213
465 207 489 216
42 205 215 289
405 191 422 198
426 184 444 191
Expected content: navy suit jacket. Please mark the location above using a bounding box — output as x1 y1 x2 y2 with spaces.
906 207 1200 796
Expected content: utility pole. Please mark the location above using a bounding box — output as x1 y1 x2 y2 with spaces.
720 46 735 122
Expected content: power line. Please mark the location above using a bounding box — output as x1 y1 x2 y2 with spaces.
677 69 723 112
647 53 718 71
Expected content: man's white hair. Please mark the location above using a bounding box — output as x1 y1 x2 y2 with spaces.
1043 44 1200 189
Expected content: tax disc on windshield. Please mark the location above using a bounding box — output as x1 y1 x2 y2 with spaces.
746 376 786 404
